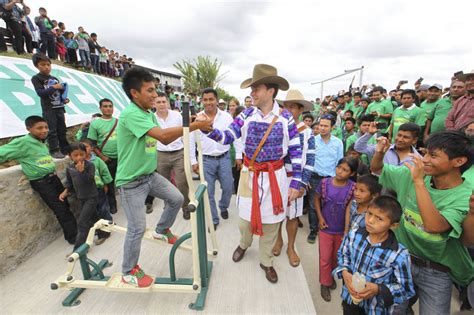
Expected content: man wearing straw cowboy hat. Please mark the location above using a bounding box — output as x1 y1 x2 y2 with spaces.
273 89 316 268
203 64 303 283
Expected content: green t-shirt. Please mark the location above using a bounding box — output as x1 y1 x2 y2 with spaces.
345 132 376 165
331 126 343 140
115 103 159 187
366 99 393 132
75 129 83 141
0 134 56 180
87 118 118 159
420 99 441 121
390 105 426 142
91 155 113 188
351 104 364 120
428 98 452 134
462 165 473 188
380 164 474 285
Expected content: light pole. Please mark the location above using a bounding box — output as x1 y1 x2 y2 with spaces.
311 66 365 99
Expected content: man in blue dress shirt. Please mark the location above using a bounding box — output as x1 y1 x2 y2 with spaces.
307 114 344 244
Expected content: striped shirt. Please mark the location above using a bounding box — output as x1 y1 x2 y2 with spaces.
349 200 366 231
284 122 316 186
333 227 415 315
206 101 303 189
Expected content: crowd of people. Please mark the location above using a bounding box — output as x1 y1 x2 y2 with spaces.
0 0 135 77
0 51 473 315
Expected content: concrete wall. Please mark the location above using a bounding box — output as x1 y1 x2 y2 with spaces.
0 160 78 277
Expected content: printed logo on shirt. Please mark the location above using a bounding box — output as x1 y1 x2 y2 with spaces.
145 136 157 154
36 155 54 167
402 208 444 241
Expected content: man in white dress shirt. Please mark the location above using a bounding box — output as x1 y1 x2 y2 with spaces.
191 88 241 230
145 92 190 219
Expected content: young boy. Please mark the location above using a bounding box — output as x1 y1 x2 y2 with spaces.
371 131 474 314
59 143 98 250
116 67 212 287
87 98 119 214
0 116 77 244
31 53 69 158
334 196 415 314
80 139 113 245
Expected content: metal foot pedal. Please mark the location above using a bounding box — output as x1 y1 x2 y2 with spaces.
105 272 155 292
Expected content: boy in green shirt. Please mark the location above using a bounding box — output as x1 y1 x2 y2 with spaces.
371 131 474 314
87 98 119 214
388 89 426 143
117 68 212 288
0 116 77 244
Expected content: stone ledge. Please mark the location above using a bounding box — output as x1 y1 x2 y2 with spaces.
0 160 79 277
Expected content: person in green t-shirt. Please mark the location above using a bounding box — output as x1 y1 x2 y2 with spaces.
116 67 213 288
419 84 443 121
0 116 77 244
388 89 426 143
88 98 119 214
371 131 474 314
366 87 393 133
423 80 466 143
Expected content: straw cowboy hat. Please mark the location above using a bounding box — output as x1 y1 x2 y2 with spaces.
240 64 289 91
456 70 474 82
277 89 313 112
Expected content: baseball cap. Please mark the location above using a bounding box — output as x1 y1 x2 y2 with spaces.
428 83 443 90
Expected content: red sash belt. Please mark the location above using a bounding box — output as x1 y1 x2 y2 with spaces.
243 156 284 236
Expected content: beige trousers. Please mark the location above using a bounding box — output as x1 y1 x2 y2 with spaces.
239 218 280 267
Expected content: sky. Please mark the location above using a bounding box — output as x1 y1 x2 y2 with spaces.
24 0 473 101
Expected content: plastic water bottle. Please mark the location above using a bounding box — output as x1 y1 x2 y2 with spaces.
351 272 366 304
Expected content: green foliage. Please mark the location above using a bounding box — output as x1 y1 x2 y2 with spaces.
173 55 234 99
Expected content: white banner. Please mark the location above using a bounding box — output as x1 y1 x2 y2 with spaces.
0 56 129 138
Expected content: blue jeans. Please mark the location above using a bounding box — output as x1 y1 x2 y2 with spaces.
393 263 453 315
90 53 100 73
79 49 91 68
307 173 325 231
118 172 184 274
203 152 233 224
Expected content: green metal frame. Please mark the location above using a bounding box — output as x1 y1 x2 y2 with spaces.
61 183 212 311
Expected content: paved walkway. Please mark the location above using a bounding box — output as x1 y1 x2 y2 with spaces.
0 184 469 314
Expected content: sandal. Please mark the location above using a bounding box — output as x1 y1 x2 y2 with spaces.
272 241 283 256
287 249 300 267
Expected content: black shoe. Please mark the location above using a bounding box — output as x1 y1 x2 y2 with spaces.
307 230 317 244
208 223 218 232
183 208 190 220
51 151 65 159
109 207 117 214
221 211 229 220
320 285 331 302
145 203 154 214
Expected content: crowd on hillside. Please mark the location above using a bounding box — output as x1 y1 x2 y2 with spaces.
0 0 134 77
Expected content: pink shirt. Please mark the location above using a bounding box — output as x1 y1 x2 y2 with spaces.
445 94 474 130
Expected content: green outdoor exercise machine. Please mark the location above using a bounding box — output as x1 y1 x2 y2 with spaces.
50 102 217 310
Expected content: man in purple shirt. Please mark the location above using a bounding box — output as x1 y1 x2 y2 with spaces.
355 122 422 167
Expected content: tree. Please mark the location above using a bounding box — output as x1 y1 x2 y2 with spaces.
173 56 232 98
